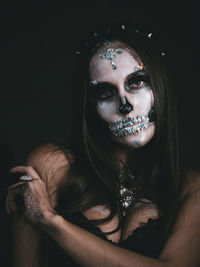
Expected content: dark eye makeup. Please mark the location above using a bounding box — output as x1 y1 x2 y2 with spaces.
89 83 118 102
126 75 151 91
89 69 151 102
125 70 151 91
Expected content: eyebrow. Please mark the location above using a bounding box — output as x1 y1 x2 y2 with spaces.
89 69 149 87
126 69 149 80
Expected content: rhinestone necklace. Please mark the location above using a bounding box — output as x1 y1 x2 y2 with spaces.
119 166 142 216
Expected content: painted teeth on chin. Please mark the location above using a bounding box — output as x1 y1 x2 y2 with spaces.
110 119 150 137
109 118 135 129
109 115 149 133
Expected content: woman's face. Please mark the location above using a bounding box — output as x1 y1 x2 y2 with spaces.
89 44 155 149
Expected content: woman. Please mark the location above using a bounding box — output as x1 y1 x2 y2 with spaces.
6 23 200 266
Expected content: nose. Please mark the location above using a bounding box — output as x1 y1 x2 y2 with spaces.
119 97 133 114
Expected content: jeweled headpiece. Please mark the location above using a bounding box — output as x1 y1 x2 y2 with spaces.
99 47 123 70
75 23 166 58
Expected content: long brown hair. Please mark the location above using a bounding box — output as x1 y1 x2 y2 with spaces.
38 22 183 267
67 22 182 233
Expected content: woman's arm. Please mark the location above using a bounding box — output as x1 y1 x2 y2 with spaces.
7 143 71 267
8 152 200 266
37 170 200 267
10 216 41 267
7 163 43 267
46 214 167 267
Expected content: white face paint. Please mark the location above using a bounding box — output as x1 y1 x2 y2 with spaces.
89 45 155 149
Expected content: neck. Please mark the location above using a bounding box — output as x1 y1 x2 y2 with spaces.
108 140 154 173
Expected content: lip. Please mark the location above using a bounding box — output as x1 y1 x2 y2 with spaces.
109 119 134 130
110 120 150 137
122 121 135 128
109 115 148 130
109 115 148 131
123 122 140 129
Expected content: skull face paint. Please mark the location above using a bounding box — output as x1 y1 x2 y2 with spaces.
89 45 155 149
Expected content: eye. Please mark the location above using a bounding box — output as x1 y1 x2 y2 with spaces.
89 83 118 103
100 90 113 99
130 80 144 88
126 76 150 91
97 88 118 101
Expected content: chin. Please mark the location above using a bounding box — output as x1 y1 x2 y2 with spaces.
112 123 155 149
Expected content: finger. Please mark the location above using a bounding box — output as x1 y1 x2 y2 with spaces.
139 198 153 204
9 166 40 179
6 191 11 215
6 189 18 215
6 184 25 214
8 181 27 191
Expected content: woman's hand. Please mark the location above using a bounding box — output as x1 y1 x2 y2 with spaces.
6 165 57 228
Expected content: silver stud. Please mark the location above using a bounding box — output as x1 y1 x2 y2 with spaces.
90 80 98 85
148 33 152 38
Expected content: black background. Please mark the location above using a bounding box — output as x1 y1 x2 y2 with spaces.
1 1 200 265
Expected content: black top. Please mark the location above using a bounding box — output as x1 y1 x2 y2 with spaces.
42 212 166 267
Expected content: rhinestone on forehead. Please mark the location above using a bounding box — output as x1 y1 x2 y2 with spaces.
90 80 98 85
134 63 144 71
99 47 123 70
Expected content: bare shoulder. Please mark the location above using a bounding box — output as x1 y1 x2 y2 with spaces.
179 168 200 217
26 143 73 171
159 169 200 264
181 168 200 199
26 143 74 201
179 168 200 221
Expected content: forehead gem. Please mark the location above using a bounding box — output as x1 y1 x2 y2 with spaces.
90 80 98 85
99 47 123 70
134 63 144 71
